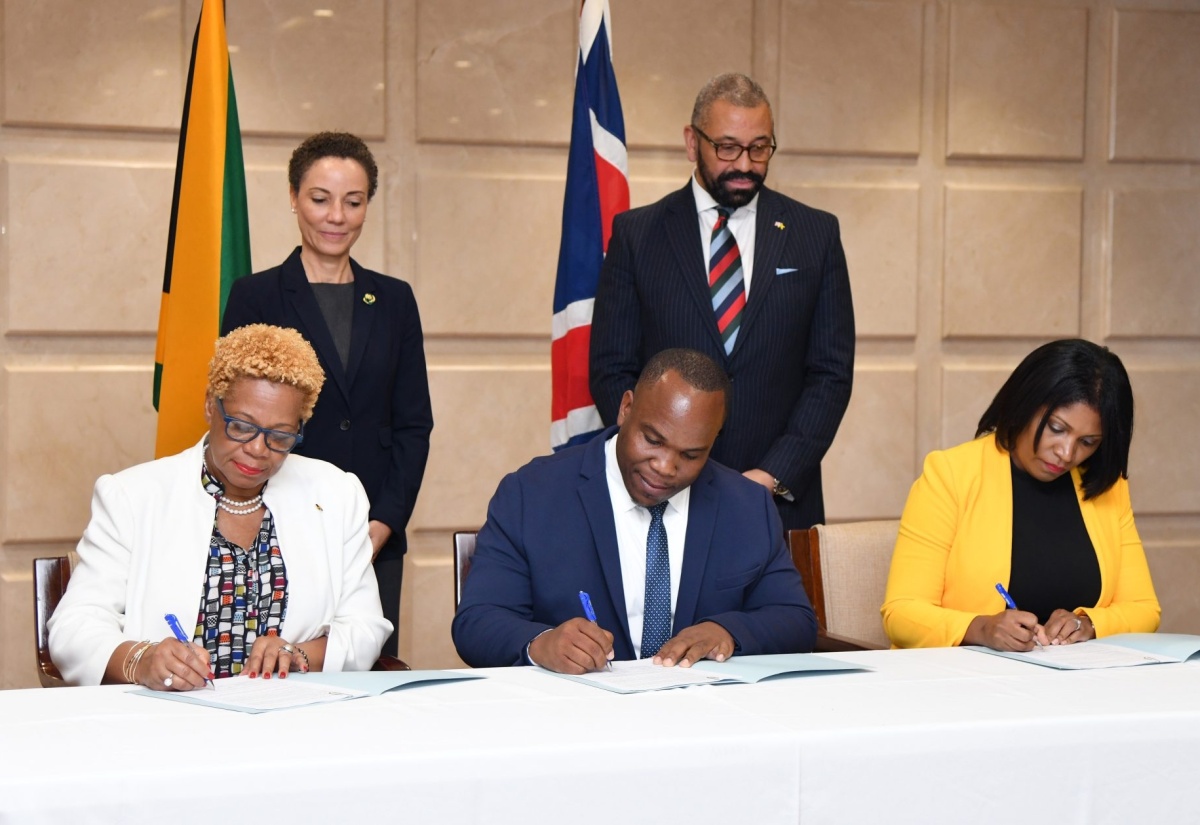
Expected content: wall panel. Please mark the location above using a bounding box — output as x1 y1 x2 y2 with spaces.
2 1 1199 686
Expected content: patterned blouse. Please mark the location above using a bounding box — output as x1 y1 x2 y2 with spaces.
194 464 289 677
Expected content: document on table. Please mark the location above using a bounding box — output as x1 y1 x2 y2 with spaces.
968 633 1200 670
133 669 482 713
545 653 865 695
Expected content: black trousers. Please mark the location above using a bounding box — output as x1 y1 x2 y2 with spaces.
373 555 403 658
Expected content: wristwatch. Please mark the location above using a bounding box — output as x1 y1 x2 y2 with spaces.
772 477 791 498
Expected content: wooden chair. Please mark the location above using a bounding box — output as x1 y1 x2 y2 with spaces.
788 520 900 652
33 556 71 687
34 555 410 682
372 654 411 671
453 531 478 609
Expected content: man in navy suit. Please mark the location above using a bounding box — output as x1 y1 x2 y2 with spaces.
453 349 815 674
590 72 855 532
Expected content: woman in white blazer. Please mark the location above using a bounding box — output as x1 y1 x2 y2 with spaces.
49 324 391 689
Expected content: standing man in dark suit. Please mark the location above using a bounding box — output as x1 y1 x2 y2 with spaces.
453 349 815 673
222 132 432 657
590 73 854 532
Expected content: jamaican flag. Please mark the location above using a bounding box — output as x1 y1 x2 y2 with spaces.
154 0 250 457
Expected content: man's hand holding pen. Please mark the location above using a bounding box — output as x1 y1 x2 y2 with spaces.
528 618 615 674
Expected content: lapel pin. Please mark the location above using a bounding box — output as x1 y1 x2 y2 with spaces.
363 293 376 305
774 221 786 230
315 503 323 511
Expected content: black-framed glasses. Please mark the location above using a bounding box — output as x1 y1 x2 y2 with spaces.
692 125 776 163
215 398 305 453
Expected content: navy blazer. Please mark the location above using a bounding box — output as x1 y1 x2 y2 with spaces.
221 248 433 560
590 184 855 530
451 428 817 668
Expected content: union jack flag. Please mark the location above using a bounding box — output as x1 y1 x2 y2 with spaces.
550 0 629 451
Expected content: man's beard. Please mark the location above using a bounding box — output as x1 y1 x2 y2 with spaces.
699 164 766 209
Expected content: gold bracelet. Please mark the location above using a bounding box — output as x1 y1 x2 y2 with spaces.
121 641 148 684
126 642 146 684
129 641 155 685
120 643 134 684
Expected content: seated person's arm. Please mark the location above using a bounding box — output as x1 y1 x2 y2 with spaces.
660 486 816 664
105 637 212 690
318 472 394 672
1070 478 1160 639
882 451 1029 649
528 619 614 675
452 473 561 668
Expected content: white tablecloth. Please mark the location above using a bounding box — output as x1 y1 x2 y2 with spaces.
2 648 1199 824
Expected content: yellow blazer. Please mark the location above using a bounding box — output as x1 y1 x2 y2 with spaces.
882 433 1160 648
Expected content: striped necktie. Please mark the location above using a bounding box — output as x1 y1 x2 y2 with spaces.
709 207 745 355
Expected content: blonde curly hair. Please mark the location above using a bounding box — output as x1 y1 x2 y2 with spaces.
207 324 325 421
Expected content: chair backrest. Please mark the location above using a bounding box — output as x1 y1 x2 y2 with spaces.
453 531 478 609
788 520 899 650
33 556 71 688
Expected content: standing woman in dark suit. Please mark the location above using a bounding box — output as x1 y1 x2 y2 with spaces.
222 132 432 656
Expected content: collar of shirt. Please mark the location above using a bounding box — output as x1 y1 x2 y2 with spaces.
603 433 690 658
691 174 758 300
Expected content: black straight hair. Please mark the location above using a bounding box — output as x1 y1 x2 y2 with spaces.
976 339 1134 500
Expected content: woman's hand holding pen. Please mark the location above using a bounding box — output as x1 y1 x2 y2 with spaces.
1043 609 1094 645
141 638 213 691
963 610 1047 651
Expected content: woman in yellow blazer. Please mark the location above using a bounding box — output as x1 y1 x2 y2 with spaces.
882 339 1160 650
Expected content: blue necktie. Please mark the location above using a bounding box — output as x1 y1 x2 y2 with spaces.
641 501 671 658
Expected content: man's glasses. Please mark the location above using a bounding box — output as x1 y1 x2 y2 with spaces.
692 125 777 163
216 398 304 453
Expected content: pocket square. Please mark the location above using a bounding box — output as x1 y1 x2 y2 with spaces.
775 267 798 276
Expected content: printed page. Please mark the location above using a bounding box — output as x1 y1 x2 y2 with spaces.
546 658 728 694
971 641 1181 670
135 674 367 713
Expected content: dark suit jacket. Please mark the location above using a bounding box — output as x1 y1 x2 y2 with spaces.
451 427 816 668
590 184 855 530
221 248 433 560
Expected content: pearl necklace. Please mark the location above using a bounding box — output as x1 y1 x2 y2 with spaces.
215 495 263 516
203 446 264 516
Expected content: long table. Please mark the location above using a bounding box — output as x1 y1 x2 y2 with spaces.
2 647 1199 823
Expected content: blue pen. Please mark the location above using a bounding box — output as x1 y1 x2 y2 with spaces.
164 613 216 689
994 582 1018 610
993 584 1042 649
577 591 613 671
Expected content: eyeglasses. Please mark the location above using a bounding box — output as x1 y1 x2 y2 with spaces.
215 398 305 453
692 125 777 163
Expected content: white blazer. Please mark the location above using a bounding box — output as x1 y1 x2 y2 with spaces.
49 439 392 685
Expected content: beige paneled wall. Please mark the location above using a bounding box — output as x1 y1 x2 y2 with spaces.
0 0 1197 688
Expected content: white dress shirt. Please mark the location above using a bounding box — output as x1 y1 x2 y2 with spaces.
692 174 758 299
604 434 689 658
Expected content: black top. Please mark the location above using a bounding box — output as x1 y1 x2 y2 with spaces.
1007 461 1101 623
310 282 355 371
221 248 433 561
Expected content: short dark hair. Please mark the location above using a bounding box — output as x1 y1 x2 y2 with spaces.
976 339 1134 499
691 72 772 130
636 348 731 417
288 131 378 200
